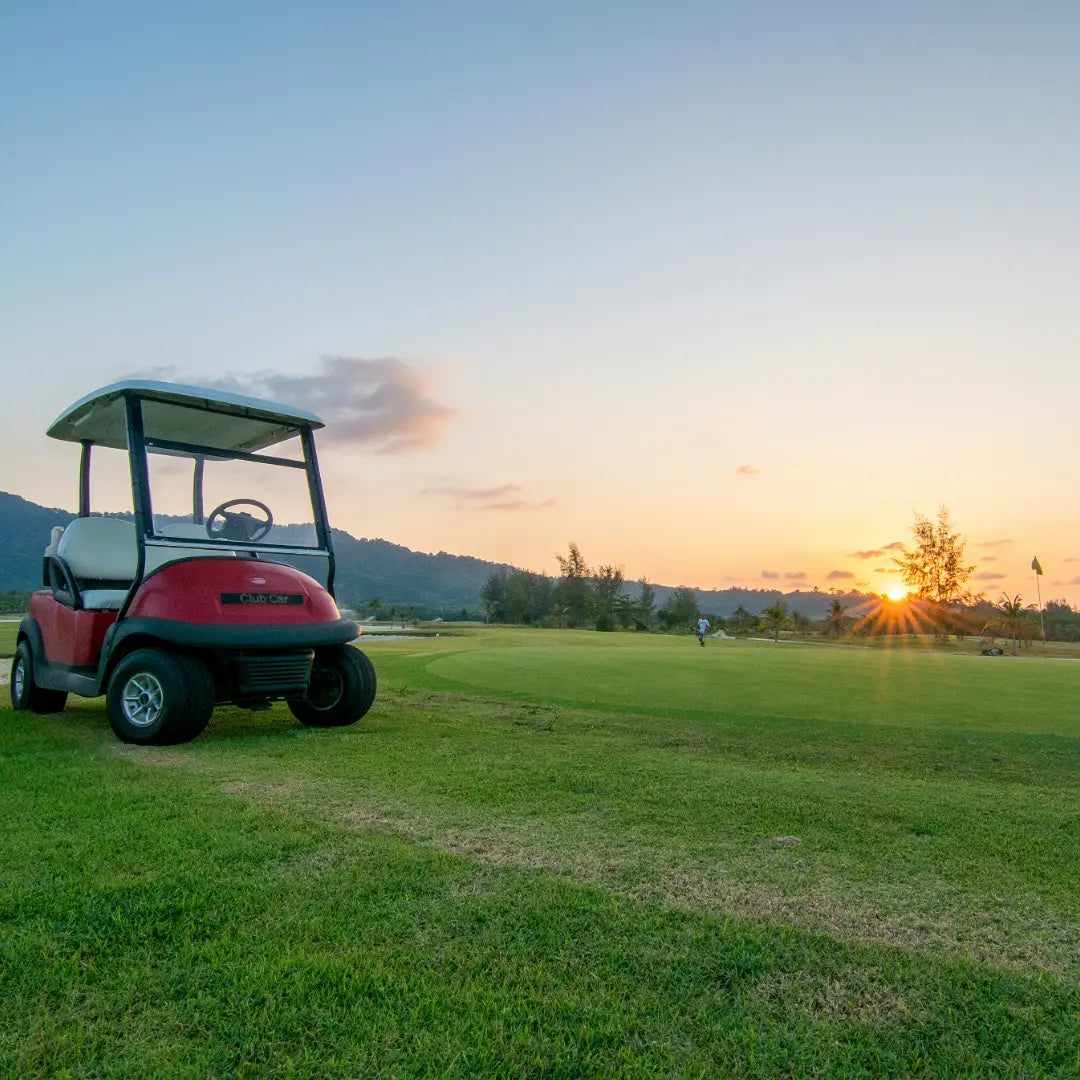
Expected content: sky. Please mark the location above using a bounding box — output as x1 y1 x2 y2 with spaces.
3 1 1079 604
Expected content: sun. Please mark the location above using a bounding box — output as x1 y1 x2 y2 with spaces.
886 585 908 602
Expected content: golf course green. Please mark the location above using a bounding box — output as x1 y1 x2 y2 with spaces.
2 627 1077 1077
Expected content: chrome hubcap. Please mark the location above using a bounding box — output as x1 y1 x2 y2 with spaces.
121 672 165 727
13 657 26 701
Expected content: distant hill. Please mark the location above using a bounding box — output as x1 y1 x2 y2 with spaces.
0 492 77 594
329 532 510 615
0 490 877 618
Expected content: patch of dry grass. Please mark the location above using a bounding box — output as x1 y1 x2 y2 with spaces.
753 967 917 1025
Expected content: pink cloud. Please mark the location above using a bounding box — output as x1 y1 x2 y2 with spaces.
198 355 457 453
849 542 903 559
422 483 555 512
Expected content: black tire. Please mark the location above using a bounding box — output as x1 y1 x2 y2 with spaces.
10 641 68 714
288 646 376 728
105 649 214 745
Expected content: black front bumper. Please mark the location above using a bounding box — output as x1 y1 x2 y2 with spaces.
111 616 359 652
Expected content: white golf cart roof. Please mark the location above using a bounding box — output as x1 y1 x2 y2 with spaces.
47 380 324 453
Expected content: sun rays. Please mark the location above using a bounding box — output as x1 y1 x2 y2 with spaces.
855 594 944 638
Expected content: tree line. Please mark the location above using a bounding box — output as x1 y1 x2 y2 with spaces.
0 591 32 615
480 513 1080 644
482 542 856 636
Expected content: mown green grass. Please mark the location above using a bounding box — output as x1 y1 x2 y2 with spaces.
0 620 20 657
2 628 1078 1077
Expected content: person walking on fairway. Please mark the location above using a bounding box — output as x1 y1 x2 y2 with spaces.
697 616 710 646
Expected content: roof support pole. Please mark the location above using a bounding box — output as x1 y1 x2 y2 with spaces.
117 394 151 621
78 441 92 517
301 428 335 598
125 395 153 541
193 457 205 523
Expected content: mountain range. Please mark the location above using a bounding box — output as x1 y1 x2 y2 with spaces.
0 491 875 619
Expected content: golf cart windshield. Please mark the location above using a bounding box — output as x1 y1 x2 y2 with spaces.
146 438 319 549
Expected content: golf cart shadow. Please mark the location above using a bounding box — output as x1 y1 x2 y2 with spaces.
76 700 377 746
198 703 380 741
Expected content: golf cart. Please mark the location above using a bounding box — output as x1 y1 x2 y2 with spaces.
10 380 376 744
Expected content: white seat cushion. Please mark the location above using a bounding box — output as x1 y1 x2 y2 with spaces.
44 525 65 557
57 518 138 581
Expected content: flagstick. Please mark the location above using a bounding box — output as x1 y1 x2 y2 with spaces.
1034 570 1045 645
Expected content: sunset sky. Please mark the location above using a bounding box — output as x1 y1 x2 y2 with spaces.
3 2 1079 603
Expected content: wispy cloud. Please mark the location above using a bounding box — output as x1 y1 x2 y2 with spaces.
424 483 522 501
975 538 1013 548
972 572 1006 581
848 542 903 559
827 569 855 580
761 570 779 579
484 498 557 511
785 571 807 580
422 483 555 512
735 465 761 477
146 355 458 453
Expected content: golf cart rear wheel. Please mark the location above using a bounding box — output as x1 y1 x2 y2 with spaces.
106 648 214 745
10 641 68 714
288 645 376 727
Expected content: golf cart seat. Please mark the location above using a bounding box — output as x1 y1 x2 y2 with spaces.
44 526 64 558
55 518 137 610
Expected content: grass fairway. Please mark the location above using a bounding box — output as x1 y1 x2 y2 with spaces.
2 629 1078 1077
0 620 20 657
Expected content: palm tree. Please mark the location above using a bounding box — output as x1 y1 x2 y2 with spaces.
367 597 382 622
759 602 790 642
985 593 1027 652
824 597 847 638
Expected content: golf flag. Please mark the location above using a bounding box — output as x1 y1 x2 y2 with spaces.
1031 556 1044 576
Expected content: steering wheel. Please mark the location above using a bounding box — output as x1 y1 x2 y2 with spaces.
205 499 274 543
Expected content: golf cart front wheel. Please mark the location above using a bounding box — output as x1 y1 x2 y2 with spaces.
288 646 376 727
10 641 68 714
106 648 214 745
